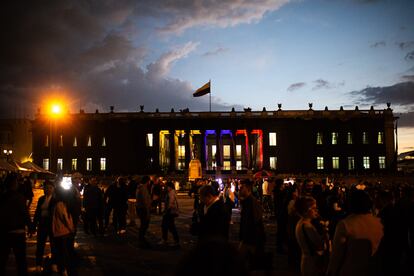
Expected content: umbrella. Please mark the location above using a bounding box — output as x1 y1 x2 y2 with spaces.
253 170 273 179
20 161 54 174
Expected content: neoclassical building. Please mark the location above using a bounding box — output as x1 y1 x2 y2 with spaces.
31 104 397 176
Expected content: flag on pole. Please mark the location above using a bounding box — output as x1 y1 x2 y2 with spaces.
193 81 211 97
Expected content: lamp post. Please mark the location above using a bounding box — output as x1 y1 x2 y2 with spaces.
3 149 13 161
48 103 63 173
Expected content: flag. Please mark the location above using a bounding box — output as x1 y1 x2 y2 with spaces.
193 81 210 97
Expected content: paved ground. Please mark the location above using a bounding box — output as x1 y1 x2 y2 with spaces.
5 188 300 275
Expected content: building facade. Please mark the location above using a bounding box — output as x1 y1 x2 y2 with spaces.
31 105 397 176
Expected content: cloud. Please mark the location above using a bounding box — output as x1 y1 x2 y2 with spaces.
405 51 414 61
353 0 381 3
370 41 386 48
397 112 414 128
397 41 414 50
143 0 291 34
202 47 229 57
312 79 332 90
287 82 306 91
401 75 414 82
350 81 414 106
1 1 262 118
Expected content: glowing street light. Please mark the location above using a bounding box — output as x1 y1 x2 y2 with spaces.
51 104 61 114
3 149 13 161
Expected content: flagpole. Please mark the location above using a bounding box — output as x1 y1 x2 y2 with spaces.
209 79 211 112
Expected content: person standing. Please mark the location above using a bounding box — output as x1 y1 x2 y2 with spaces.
239 179 266 270
112 177 128 235
0 173 32 276
83 177 104 236
159 181 180 246
33 181 56 273
327 190 383 276
136 176 152 247
295 196 326 276
198 184 229 242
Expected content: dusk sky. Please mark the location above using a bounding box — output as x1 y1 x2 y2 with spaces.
1 0 413 152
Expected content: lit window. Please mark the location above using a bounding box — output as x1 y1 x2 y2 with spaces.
269 132 277 146
236 161 242 170
43 158 49 170
378 132 384 144
316 132 323 145
212 145 217 158
270 157 277 170
347 157 355 170
223 161 231 170
379 156 386 169
59 135 63 147
317 157 324 170
87 135 92 147
178 160 185 170
332 157 339 169
71 159 77 171
347 132 353 145
146 133 153 147
57 158 63 171
178 145 185 158
212 161 217 169
332 132 338 145
45 135 49 147
223 145 230 158
102 137 106 147
73 137 77 147
86 158 92 171
362 132 369 144
236 145 242 158
100 158 106 171
363 156 370 169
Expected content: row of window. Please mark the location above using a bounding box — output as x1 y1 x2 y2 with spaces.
43 158 107 171
316 131 384 145
316 156 386 170
45 135 107 147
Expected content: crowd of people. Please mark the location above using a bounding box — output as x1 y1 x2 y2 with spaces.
1 172 413 275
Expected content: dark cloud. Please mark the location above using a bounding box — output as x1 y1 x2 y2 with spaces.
351 81 414 106
397 41 414 50
202 47 229 57
370 41 386 48
312 79 332 90
396 112 414 128
401 75 414 82
353 0 382 3
2 0 284 118
405 51 414 61
287 82 306 91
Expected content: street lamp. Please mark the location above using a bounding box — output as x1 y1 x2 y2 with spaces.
48 102 64 172
3 149 13 161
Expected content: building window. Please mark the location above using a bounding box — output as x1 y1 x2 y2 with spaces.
223 145 230 158
332 157 339 169
87 135 92 147
59 135 63 147
71 159 77 171
178 160 185 170
347 157 355 170
146 133 153 147
362 132 369 144
317 157 324 170
212 161 217 169
45 135 49 147
178 145 185 158
347 132 353 145
223 161 231 170
212 145 217 159
316 132 323 145
378 132 384 144
100 158 106 171
269 132 277 146
332 132 338 145
236 145 242 158
236 161 242 170
73 137 77 147
379 156 386 169
102 137 106 147
270 157 277 170
57 158 63 171
86 158 92 171
43 158 49 170
363 156 370 169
